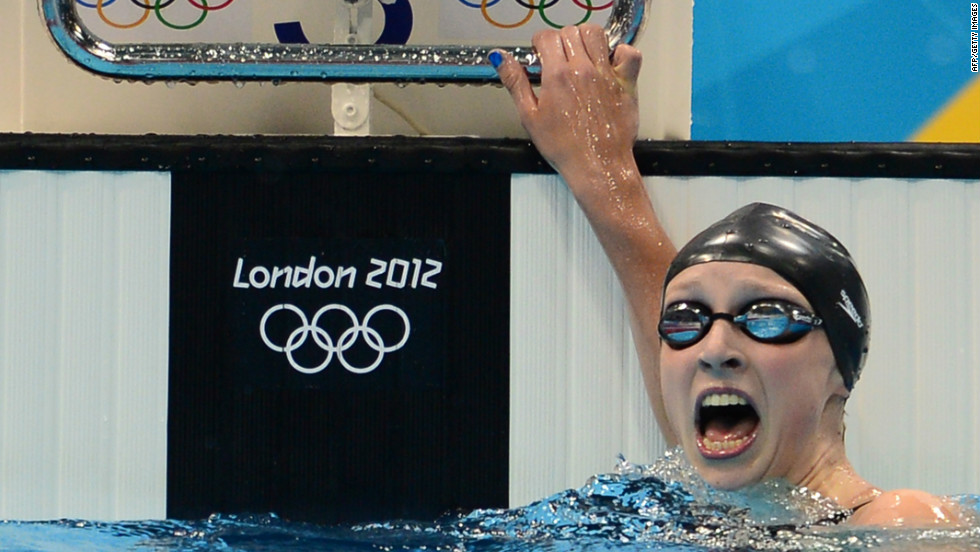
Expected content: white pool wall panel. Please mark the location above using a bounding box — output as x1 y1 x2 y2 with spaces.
0 170 170 520
509 175 661 507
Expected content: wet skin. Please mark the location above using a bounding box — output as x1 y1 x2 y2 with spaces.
659 261 849 491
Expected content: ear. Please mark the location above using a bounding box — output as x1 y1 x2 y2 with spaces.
821 367 850 440
828 365 851 401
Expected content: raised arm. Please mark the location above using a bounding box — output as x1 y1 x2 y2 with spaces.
492 24 678 446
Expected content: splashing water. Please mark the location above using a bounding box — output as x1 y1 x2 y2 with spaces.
1 449 977 551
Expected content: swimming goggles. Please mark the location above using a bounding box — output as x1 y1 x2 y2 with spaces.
658 299 823 349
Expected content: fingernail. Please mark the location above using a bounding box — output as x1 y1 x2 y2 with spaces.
488 50 503 69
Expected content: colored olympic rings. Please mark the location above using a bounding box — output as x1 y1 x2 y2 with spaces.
77 0 235 31
464 0 613 31
457 0 501 7
572 0 614 9
76 0 115 7
156 0 207 31
539 0 592 29
260 303 411 376
79 0 614 33
481 0 534 30
513 0 560 8
132 0 176 8
187 0 235 9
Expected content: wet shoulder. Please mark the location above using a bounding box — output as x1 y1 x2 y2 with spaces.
847 489 963 527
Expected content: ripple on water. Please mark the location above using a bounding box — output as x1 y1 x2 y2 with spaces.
1 449 978 551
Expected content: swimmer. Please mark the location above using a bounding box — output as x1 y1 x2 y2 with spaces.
491 24 964 527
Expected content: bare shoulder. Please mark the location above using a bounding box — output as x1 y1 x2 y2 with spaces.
848 489 964 527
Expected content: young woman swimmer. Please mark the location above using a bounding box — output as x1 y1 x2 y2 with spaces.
490 24 963 527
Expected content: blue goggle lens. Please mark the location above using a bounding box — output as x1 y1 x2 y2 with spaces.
658 300 822 349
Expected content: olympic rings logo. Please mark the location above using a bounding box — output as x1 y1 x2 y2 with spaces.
75 0 235 31
260 304 411 375
78 1 614 33
457 0 614 30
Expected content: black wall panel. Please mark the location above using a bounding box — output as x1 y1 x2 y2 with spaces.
167 170 510 523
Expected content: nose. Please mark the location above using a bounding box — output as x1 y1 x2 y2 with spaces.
696 318 746 372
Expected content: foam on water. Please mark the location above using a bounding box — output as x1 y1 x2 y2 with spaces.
2 448 978 551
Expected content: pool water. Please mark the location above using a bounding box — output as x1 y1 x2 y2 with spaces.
2 449 977 551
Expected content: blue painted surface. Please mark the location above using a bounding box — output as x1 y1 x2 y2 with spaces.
692 1 974 141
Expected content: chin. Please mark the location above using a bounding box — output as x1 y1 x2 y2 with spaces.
684 444 766 491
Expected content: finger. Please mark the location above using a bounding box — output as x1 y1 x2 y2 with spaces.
559 25 586 61
490 49 538 119
531 29 568 79
579 23 612 67
611 44 643 87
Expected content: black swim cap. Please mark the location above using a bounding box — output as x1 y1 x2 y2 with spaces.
663 203 870 390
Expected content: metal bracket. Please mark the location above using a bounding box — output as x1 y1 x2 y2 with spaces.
332 0 373 135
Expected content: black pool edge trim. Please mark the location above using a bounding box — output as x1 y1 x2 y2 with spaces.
1 134 978 179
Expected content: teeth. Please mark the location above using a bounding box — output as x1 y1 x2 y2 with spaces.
701 393 748 408
702 434 751 451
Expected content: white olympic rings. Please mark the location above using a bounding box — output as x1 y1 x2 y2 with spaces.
259 303 411 375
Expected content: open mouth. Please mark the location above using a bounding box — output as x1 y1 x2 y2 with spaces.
695 390 760 459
